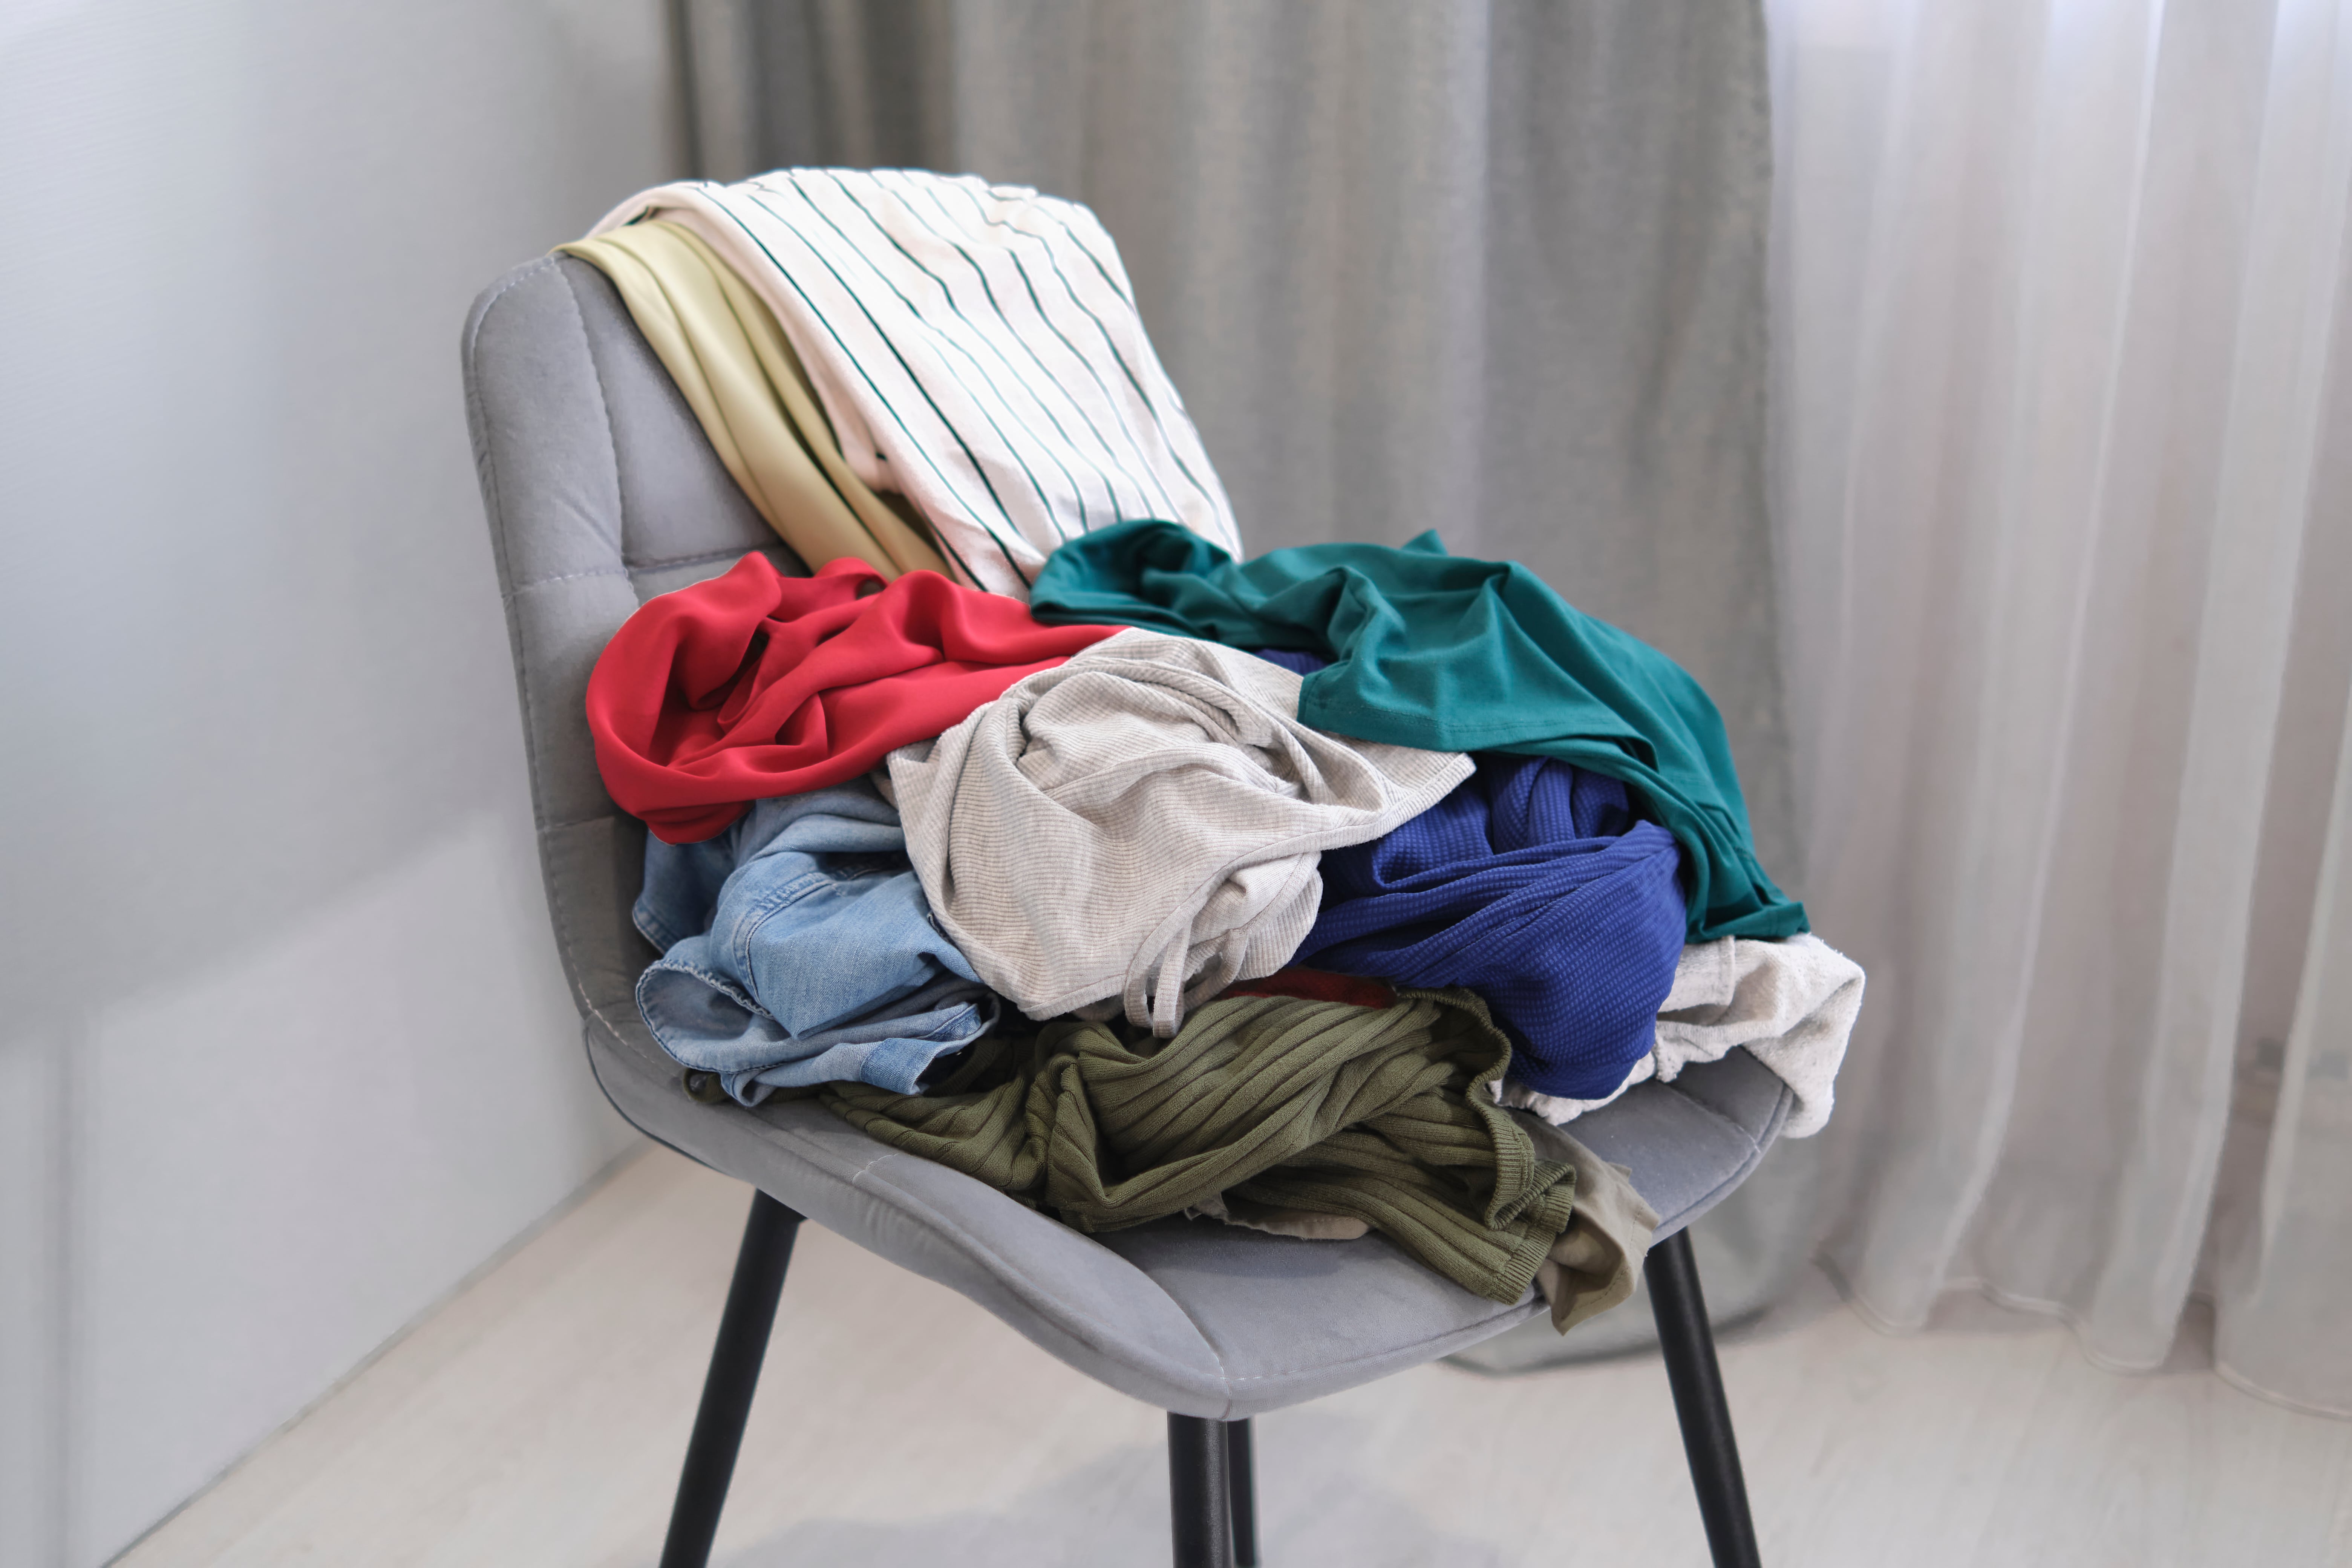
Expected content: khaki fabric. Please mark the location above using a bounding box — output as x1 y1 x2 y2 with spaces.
1521 1116 1660 1332
819 986 1642 1315
558 220 951 580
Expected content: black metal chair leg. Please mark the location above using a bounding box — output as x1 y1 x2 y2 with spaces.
1646 1228 1762 1568
1167 1413 1236 1568
660 1189 803 1568
1225 1418 1259 1566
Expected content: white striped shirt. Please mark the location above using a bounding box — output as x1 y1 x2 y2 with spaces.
587 169 1243 596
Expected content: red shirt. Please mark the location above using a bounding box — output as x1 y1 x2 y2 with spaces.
588 553 1120 842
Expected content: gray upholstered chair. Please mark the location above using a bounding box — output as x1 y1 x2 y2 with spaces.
463 253 1784 1568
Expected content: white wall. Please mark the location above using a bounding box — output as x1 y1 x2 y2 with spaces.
0 5 678 1562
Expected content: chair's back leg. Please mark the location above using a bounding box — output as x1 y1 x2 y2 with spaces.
661 1189 804 1568
1224 1418 1259 1566
1167 1413 1236 1568
1646 1227 1763 1568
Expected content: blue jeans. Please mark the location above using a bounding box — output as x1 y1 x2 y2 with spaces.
633 778 995 1103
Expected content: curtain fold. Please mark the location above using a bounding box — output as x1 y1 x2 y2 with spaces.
2219 676 2352 1414
1772 0 2352 1407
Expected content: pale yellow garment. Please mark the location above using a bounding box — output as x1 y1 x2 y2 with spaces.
557 220 954 580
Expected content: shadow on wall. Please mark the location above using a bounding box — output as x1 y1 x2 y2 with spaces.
717 1412 1508 1568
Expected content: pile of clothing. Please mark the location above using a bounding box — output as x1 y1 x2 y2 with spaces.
573 169 1865 1335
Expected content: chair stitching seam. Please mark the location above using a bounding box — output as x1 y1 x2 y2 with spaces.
1127 1268 1236 1407
565 280 632 558
505 548 777 602
1661 1160 1766 1236
1659 1073 1770 1153
542 811 624 833
528 262 628 1013
839 1159 1233 1396
505 566 630 599
842 1148 894 1185
623 543 770 573
467 263 574 1007
1218 1299 1537 1384
462 256 561 364
1653 1087 1791 1233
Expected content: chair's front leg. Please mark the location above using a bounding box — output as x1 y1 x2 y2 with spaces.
1167 1413 1236 1568
660 1188 803 1568
1225 1417 1259 1566
1646 1227 1762 1568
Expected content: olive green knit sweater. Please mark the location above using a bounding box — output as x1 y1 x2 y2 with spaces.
819 986 1586 1308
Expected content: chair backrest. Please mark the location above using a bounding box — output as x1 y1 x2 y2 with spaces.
462 254 802 1025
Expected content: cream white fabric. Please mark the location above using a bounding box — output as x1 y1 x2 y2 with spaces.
585 168 1243 596
888 629 1471 1033
1500 934 1864 1140
1523 1120 1662 1335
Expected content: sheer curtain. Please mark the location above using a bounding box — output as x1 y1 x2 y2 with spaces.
1770 0 2352 1410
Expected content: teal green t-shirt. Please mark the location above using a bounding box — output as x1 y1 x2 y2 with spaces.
1029 520 1805 943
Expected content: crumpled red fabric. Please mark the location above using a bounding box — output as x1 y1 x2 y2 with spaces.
587 553 1120 842
1217 968 1399 1010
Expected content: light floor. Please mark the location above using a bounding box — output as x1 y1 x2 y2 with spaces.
122 1146 2352 1567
